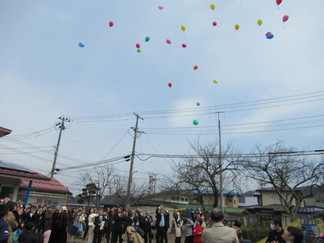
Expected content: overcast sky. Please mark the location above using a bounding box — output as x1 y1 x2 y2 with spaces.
1 0 324 195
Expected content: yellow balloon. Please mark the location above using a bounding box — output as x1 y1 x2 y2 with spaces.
181 25 186 31
235 24 240 30
213 80 218 84
210 4 215 10
257 19 263 26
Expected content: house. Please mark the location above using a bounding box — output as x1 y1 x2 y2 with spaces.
0 160 71 206
0 127 11 138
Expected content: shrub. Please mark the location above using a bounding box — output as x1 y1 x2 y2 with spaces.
241 221 270 243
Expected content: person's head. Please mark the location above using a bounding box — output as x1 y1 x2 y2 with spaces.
233 220 241 228
270 217 282 231
282 226 303 243
210 208 224 223
6 201 17 212
196 219 202 227
99 210 104 216
26 222 34 231
200 215 205 221
0 204 9 218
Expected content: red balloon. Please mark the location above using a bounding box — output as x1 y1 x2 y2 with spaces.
182 43 187 48
136 43 140 48
166 39 171 44
276 0 282 5
168 82 172 88
265 32 271 36
212 21 217 26
109 21 114 27
282 15 289 22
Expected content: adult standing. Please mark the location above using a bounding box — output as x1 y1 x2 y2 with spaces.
93 210 106 243
155 206 169 243
104 208 113 243
201 209 239 243
112 208 123 243
41 205 52 243
5 202 19 243
138 211 152 243
87 208 97 243
0 204 9 243
49 206 69 243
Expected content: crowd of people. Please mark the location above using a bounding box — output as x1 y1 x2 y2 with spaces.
0 198 304 243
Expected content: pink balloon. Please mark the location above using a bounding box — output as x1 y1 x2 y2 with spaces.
212 21 217 26
166 39 171 44
136 43 140 48
182 43 187 48
158 5 164 10
109 21 114 27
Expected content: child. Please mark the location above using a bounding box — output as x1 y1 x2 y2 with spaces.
174 217 183 243
193 220 204 243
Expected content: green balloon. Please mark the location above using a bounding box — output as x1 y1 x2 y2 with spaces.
137 48 141 53
145 36 150 42
193 120 199 125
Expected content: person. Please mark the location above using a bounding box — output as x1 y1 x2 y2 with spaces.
41 205 52 243
155 206 169 243
104 208 113 243
193 220 204 243
112 208 123 243
282 226 303 243
233 221 242 243
48 206 68 243
87 208 97 243
265 218 285 243
70 209 81 242
0 204 10 243
173 219 182 243
183 218 194 243
18 222 42 243
5 202 19 243
93 210 106 243
201 208 239 243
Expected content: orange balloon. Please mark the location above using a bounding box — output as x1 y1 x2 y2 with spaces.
193 65 198 70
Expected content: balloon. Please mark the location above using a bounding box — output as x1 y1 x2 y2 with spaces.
196 102 200 106
137 48 141 53
235 24 240 31
158 5 164 10
266 33 274 39
168 82 172 88
212 21 217 27
282 15 289 22
78 42 85 48
145 36 150 42
182 43 187 48
213 80 218 84
193 65 198 70
181 25 186 31
166 39 171 44
193 120 199 125
136 43 140 48
109 21 114 27
276 0 282 5
257 19 263 26
210 4 215 10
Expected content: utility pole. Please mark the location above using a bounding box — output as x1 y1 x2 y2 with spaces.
50 116 70 178
217 112 224 213
126 113 144 208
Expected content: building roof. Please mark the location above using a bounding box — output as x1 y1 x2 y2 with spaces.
0 127 11 137
0 160 71 194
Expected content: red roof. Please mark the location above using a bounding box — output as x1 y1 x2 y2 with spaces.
0 168 71 194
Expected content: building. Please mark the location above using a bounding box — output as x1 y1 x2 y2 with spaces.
0 127 11 138
0 160 71 206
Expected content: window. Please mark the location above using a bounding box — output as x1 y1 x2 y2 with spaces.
0 186 14 200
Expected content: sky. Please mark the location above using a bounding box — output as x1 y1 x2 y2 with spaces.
1 0 324 195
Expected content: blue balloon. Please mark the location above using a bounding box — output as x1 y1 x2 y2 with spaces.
79 42 85 48
266 33 274 39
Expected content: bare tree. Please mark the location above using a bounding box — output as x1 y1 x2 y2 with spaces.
81 165 115 208
163 140 240 209
113 175 150 208
242 142 323 221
